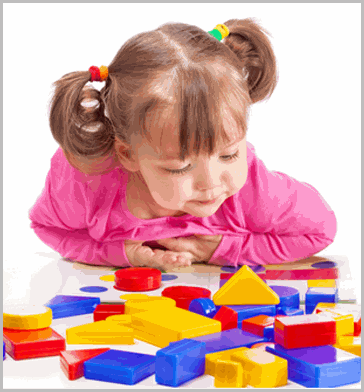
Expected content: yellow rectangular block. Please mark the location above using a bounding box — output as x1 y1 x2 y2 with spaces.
214 359 247 388
231 348 288 388
132 326 170 348
315 308 354 336
334 335 361 357
308 280 336 288
130 307 221 345
205 347 249 376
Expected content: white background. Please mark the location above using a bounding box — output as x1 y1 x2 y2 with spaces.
3 3 361 303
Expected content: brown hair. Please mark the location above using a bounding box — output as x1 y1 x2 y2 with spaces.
49 18 278 175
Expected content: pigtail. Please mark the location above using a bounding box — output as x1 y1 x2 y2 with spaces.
222 18 278 104
48 71 120 175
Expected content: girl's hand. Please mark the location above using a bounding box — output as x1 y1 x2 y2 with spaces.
156 234 223 263
124 239 195 270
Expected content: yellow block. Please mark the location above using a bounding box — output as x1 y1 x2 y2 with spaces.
307 280 336 288
231 348 288 388
130 307 221 346
3 305 52 330
320 309 354 336
214 359 246 388
106 314 132 326
205 347 249 376
66 320 134 344
119 294 150 301
213 265 280 305
334 335 361 357
125 296 176 315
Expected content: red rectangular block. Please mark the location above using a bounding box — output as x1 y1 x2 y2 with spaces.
241 315 275 337
93 304 125 322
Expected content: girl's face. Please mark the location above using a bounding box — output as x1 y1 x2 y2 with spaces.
131 127 249 218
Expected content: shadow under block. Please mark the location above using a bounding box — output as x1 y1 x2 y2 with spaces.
3 327 65 360
66 320 134 344
130 307 221 348
44 295 100 319
214 359 246 388
266 344 361 388
84 349 156 385
213 265 280 306
231 347 288 388
155 339 206 387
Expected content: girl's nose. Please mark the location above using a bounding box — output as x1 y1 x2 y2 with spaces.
194 165 221 191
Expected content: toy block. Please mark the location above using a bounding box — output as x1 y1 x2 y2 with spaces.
205 346 249 376
276 306 304 316
3 304 52 330
308 279 336 288
114 267 161 291
155 339 206 387
269 285 300 310
192 328 267 354
93 304 125 321
317 309 354 337
105 314 132 326
213 306 238 331
3 341 5 360
84 349 156 385
119 294 150 301
189 298 217 318
124 296 176 315
214 359 246 388
213 266 280 305
334 335 361 357
250 342 276 350
162 286 211 310
66 320 134 344
226 304 276 328
241 315 275 337
274 313 336 349
219 278 229 289
60 348 110 380
267 343 361 388
231 347 288 388
305 287 338 314
44 295 100 319
3 327 65 360
130 307 221 348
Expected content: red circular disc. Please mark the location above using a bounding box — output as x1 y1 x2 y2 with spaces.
161 286 211 310
114 268 162 292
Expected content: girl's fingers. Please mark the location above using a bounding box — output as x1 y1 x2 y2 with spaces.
135 246 192 269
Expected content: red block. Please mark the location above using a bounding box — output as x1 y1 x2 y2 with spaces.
93 304 125 322
241 315 275 336
355 317 361 336
213 306 238 331
60 348 110 380
274 314 336 349
161 286 211 310
3 327 65 360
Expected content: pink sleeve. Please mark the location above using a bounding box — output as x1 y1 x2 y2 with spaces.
28 148 132 267
209 142 337 267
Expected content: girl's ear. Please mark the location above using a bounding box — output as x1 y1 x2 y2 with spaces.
114 137 139 172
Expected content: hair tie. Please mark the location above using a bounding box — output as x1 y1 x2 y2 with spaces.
89 65 108 82
208 24 230 41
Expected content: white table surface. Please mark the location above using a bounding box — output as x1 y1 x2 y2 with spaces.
3 253 361 389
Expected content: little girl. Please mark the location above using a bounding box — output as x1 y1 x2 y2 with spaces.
29 19 337 270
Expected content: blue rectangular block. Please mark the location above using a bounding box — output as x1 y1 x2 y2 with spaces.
305 288 338 315
44 295 100 319
266 344 361 388
84 349 156 385
191 328 267 354
155 339 206 387
225 304 276 322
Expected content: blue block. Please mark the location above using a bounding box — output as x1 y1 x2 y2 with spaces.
44 295 100 319
263 325 274 342
269 286 300 309
3 341 5 360
191 328 267 354
189 298 217 318
225 304 276 323
305 288 338 315
266 344 361 388
155 339 206 387
276 307 304 316
84 349 156 385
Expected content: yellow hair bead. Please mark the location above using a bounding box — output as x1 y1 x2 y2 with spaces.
214 24 230 39
99 65 108 81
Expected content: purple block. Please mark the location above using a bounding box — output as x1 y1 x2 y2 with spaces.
269 286 300 309
226 304 277 322
191 328 267 354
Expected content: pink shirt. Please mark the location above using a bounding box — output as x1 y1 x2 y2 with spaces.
29 142 337 268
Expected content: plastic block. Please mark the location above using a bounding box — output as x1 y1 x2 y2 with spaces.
213 266 280 305
214 359 246 388
93 304 125 321
192 328 267 354
319 309 354 337
266 343 361 388
227 304 277 324
274 313 336 349
307 279 336 288
130 307 221 348
3 304 52 330
189 298 217 318
231 347 288 388
66 320 134 345
334 335 361 357
3 327 65 360
44 295 100 319
205 346 249 376
219 279 228 289
213 306 238 331
276 306 304 316
60 348 110 380
84 349 156 385
106 314 132 325
155 339 206 387
269 286 300 310
124 296 176 315
241 315 275 337
114 268 161 292
305 287 338 314
3 341 5 360
162 286 211 310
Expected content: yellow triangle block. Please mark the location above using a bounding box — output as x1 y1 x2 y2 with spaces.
213 265 280 305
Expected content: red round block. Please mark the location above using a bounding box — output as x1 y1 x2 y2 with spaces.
114 268 161 292
161 286 211 310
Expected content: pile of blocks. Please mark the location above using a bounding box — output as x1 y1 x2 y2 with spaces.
3 265 361 388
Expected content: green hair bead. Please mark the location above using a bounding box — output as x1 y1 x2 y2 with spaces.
208 29 223 41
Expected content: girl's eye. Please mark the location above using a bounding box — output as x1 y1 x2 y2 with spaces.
164 165 192 175
220 150 240 161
